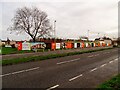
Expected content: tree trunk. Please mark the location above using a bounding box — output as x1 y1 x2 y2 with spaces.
33 38 36 42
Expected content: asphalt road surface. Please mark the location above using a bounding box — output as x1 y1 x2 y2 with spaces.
2 48 119 89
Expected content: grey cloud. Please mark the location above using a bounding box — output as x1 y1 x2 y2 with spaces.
1 1 118 40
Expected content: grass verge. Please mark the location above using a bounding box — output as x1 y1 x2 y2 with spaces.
1 47 34 55
1 47 114 66
97 74 120 90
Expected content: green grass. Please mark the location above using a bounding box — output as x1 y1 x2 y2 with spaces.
97 74 120 90
1 47 70 55
1 47 113 66
1 47 50 55
1 47 34 55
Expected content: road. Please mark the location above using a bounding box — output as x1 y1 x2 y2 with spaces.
2 48 119 89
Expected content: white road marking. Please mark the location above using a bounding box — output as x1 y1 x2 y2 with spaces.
88 55 94 58
109 61 113 64
114 58 118 61
100 64 107 67
12 70 25 75
25 67 39 72
47 85 59 90
0 73 11 77
1 67 39 77
57 58 80 65
69 74 83 81
94 54 99 56
90 68 97 72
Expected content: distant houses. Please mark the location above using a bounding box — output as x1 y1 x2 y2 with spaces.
95 37 112 47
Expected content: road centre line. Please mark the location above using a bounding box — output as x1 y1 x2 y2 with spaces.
88 54 99 58
0 73 11 77
69 74 83 81
88 55 94 58
0 67 39 77
109 61 113 64
114 58 118 61
12 70 26 75
94 54 99 56
25 67 39 72
100 64 107 67
57 58 80 65
46 85 59 90
90 68 97 72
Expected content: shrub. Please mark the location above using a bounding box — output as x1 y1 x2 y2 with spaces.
11 44 15 48
2 44 5 47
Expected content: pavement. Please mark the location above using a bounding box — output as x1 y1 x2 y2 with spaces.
1 48 119 89
2 46 113 60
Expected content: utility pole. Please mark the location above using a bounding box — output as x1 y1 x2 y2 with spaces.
88 30 90 41
54 20 56 38
98 33 100 38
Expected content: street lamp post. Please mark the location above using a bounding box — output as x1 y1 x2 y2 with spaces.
54 20 56 39
53 20 56 51
88 30 90 41
98 33 100 38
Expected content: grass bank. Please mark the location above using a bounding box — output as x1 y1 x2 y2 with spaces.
97 74 120 90
1 47 114 66
1 47 33 55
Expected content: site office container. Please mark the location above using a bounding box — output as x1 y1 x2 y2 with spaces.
88 42 92 48
94 42 100 47
85 42 91 48
71 43 74 48
77 43 80 48
108 43 111 46
45 43 51 49
73 41 81 48
89 42 93 48
66 41 72 49
51 43 56 50
106 43 111 46
17 42 22 50
45 42 61 50
56 42 61 49
74 42 77 48
90 42 94 47
98 42 100 47
81 42 85 48
102 43 106 47
45 42 55 50
61 42 65 49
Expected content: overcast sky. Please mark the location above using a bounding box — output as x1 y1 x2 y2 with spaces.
0 0 119 41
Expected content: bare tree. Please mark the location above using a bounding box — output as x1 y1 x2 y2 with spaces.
9 7 52 42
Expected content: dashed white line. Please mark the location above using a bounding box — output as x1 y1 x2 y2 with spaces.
57 58 80 65
0 73 11 77
88 55 94 58
1 67 39 77
100 64 107 67
94 54 99 56
109 61 113 64
47 85 59 90
25 67 39 72
90 68 97 72
12 70 25 75
69 74 83 81
114 58 118 61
